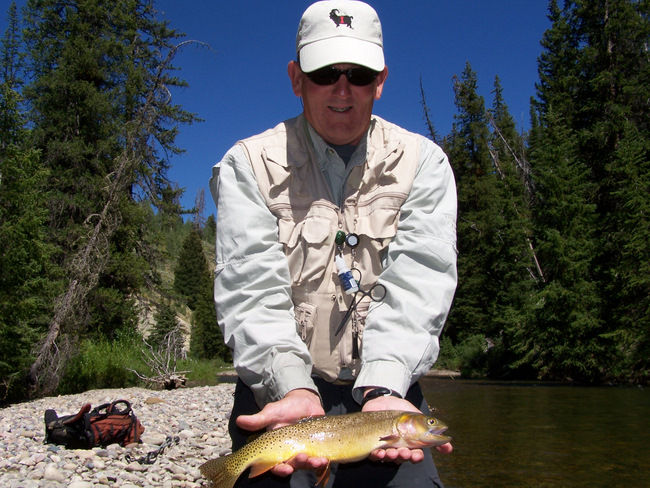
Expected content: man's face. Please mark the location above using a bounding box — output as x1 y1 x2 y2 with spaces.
288 61 388 146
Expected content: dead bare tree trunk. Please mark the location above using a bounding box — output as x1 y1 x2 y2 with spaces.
194 188 205 231
127 331 189 390
419 76 441 143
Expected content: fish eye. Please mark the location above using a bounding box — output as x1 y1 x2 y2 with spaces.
427 418 436 426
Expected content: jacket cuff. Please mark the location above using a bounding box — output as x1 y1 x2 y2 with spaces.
352 360 412 404
265 366 319 405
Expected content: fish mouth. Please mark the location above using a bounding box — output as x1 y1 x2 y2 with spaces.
431 427 451 446
431 426 448 436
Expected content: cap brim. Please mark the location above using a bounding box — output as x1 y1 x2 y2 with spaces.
299 37 384 73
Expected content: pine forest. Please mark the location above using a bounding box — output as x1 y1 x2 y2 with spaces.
1 0 648 404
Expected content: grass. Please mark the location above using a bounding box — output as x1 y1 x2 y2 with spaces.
57 333 232 395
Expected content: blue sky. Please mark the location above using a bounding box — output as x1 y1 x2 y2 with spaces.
4 1 552 217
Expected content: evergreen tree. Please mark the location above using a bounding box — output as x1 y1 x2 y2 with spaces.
535 0 581 127
443 62 537 367
21 0 199 395
1 2 23 148
489 77 539 285
0 144 60 401
490 76 533 205
203 214 216 248
0 6 61 401
174 229 211 310
604 122 650 377
444 63 496 342
173 229 228 362
190 291 230 362
529 0 649 381
568 0 650 379
444 64 544 376
523 108 603 380
486 76 541 373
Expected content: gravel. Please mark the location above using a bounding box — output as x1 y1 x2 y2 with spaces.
0 384 237 487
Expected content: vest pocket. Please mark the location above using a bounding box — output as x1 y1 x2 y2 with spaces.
278 213 335 284
294 302 316 346
355 206 400 239
353 193 405 240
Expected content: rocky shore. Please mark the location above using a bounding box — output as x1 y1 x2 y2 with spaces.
0 383 236 488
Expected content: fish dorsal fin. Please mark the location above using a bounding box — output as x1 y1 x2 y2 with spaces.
297 414 326 424
246 432 262 444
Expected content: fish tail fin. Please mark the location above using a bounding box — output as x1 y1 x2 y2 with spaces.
200 454 244 488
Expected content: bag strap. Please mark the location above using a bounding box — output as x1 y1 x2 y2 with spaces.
108 400 132 415
60 404 91 426
92 400 132 416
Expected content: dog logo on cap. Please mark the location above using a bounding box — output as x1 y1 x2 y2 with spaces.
329 9 353 28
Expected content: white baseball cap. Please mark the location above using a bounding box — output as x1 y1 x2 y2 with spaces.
296 1 384 73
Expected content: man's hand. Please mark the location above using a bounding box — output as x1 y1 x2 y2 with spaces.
235 388 327 477
362 393 453 463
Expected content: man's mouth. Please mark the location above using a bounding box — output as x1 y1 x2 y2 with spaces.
330 106 352 113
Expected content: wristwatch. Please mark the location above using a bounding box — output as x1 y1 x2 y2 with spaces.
361 387 402 406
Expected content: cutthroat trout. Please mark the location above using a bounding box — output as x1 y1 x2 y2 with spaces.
199 410 451 488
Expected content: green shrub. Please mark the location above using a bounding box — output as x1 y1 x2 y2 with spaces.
58 333 148 394
436 335 461 370
179 357 231 386
437 334 489 377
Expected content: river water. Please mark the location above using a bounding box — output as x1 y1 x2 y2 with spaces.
421 378 649 487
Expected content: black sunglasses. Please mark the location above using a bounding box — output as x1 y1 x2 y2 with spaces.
305 66 379 86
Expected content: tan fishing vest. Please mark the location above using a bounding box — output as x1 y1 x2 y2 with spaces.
239 114 420 382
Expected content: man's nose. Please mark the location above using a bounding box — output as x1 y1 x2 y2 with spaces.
332 74 352 96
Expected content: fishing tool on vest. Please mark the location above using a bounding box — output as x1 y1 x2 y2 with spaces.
334 231 359 295
335 267 387 358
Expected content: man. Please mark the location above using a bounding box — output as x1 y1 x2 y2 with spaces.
209 1 457 486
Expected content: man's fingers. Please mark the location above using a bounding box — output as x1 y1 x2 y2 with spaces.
270 454 329 477
235 401 293 431
435 442 453 454
370 447 425 464
270 463 294 477
235 410 269 431
236 388 325 433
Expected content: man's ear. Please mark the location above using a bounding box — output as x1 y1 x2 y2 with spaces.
374 66 388 100
288 61 304 97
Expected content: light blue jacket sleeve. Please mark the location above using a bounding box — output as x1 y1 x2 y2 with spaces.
210 144 317 407
352 139 458 403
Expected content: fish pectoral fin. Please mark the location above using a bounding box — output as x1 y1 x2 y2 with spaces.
378 434 400 443
315 460 331 487
248 460 278 478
